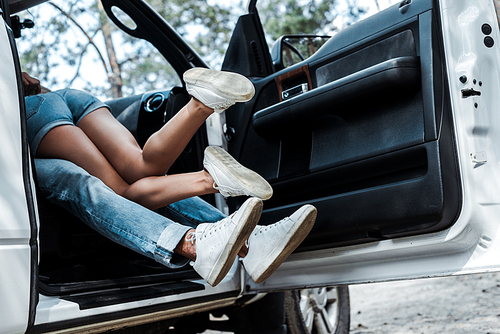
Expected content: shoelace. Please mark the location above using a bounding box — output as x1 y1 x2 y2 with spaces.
244 217 291 252
187 215 234 267
252 216 290 236
194 213 236 242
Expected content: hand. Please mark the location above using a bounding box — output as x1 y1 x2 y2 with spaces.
22 72 41 96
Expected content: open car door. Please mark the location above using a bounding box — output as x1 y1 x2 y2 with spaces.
222 0 500 292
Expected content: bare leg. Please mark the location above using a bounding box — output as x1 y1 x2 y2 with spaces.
37 125 216 210
77 67 256 184
77 98 213 184
121 171 216 210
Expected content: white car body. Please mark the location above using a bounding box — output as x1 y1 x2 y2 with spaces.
1 0 500 333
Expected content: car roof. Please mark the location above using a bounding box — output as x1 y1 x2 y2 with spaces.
8 0 49 14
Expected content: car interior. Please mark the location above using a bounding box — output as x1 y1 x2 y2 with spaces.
6 0 462 304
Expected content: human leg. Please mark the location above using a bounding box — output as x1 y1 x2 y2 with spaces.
36 158 316 286
29 76 270 207
76 98 213 183
76 68 255 183
36 123 273 210
35 158 264 285
35 158 193 269
36 124 218 210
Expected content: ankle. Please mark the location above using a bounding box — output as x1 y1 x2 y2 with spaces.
202 169 217 193
188 97 214 117
175 229 197 261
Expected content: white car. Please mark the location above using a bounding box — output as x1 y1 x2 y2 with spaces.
2 0 500 333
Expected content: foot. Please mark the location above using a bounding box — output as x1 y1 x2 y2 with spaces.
242 205 317 284
183 68 255 113
204 146 273 200
191 197 263 287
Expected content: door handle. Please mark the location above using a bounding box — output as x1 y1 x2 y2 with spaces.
282 83 309 100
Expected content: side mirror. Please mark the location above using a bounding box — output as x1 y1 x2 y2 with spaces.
271 35 331 71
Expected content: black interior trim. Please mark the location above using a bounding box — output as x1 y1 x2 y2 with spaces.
252 56 421 136
63 281 204 310
258 141 445 251
221 11 274 77
40 271 200 296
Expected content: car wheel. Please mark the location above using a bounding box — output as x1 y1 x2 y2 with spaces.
285 286 350 334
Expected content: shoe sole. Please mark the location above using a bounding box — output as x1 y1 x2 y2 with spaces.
183 68 255 102
207 198 263 286
205 146 273 200
251 205 317 284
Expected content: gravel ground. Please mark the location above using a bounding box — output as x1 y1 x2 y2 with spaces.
204 272 500 334
349 272 500 334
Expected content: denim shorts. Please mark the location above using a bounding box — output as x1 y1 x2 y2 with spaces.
25 89 109 155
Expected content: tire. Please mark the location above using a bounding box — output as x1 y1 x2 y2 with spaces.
285 286 350 334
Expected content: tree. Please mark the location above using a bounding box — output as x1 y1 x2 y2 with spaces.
258 0 370 41
96 0 122 98
18 0 236 98
19 1 116 97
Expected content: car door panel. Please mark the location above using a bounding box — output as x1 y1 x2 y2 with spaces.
226 0 461 251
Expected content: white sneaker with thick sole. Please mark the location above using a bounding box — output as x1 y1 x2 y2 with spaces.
204 146 273 200
183 68 255 113
242 205 317 284
191 197 263 287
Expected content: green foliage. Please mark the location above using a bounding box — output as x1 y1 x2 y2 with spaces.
260 0 336 40
18 1 106 95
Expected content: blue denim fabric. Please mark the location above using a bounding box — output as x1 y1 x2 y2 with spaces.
35 158 226 269
25 89 109 155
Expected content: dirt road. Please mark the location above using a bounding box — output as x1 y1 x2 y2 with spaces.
204 272 500 333
349 272 500 334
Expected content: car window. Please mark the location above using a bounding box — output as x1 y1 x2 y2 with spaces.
258 0 401 38
257 0 401 67
15 0 181 100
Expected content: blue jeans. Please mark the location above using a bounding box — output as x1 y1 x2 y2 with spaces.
35 158 226 269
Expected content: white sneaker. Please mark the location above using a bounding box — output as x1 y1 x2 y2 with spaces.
183 68 255 113
204 146 273 200
190 197 263 287
242 205 317 284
